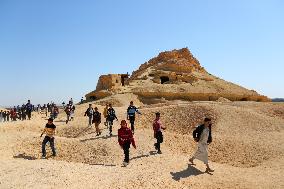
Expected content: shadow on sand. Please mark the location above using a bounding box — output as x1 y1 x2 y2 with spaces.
130 151 160 161
89 163 116 167
13 153 37 160
80 134 118 142
54 120 67 123
171 164 210 181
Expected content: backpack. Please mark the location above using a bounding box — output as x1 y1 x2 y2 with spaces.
192 124 212 144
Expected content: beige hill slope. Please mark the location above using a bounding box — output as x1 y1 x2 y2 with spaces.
0 96 283 189
86 48 270 102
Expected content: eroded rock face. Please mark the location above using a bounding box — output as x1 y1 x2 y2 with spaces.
131 48 205 80
85 48 271 102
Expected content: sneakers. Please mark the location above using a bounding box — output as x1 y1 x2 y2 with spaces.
157 151 162 154
41 156 46 159
122 161 129 167
206 168 215 173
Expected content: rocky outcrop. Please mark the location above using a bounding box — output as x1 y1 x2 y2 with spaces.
130 48 205 80
85 47 271 102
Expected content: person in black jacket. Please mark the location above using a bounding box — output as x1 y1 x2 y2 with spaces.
84 104 94 127
189 118 214 172
127 101 142 134
107 104 118 136
92 107 102 136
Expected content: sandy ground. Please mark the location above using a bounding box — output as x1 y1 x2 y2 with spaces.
0 100 283 189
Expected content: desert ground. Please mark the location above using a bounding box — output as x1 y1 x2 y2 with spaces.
0 97 283 189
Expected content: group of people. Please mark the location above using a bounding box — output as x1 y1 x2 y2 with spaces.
40 100 214 171
0 100 34 122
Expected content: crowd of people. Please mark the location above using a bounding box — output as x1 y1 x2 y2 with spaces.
0 98 76 123
2 98 214 171
41 101 214 172
0 100 34 122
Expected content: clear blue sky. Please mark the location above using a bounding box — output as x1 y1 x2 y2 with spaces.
0 0 283 107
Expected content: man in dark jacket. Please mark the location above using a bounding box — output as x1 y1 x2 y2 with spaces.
84 104 94 127
107 104 118 136
127 101 142 134
25 100 33 120
92 107 102 136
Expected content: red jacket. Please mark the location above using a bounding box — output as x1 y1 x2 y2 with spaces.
118 127 136 148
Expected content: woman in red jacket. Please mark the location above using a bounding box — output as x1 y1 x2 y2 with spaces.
118 120 136 166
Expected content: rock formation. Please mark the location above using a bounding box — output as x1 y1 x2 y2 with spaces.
85 48 270 102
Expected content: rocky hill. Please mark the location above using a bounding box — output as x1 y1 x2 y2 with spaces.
86 48 270 102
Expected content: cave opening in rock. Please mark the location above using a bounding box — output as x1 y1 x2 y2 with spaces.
160 76 170 84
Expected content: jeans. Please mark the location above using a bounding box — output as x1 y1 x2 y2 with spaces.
123 142 131 163
88 116 93 126
42 136 56 157
108 120 113 134
129 116 136 132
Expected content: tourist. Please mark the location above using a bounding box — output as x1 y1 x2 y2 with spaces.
92 107 102 136
69 98 73 106
107 104 118 136
118 120 136 166
0 110 3 123
40 118 57 159
70 105 75 121
21 104 26 121
127 101 142 134
153 112 166 154
11 109 17 121
3 111 7 122
84 104 94 127
52 104 59 119
64 104 72 124
103 103 109 128
25 100 33 120
6 110 10 122
189 118 214 172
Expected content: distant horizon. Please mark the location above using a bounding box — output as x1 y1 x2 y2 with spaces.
0 0 283 106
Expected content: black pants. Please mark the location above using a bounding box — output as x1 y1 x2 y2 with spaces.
42 136 56 156
129 116 135 132
27 111 31 120
108 120 114 134
123 142 131 163
155 131 163 152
